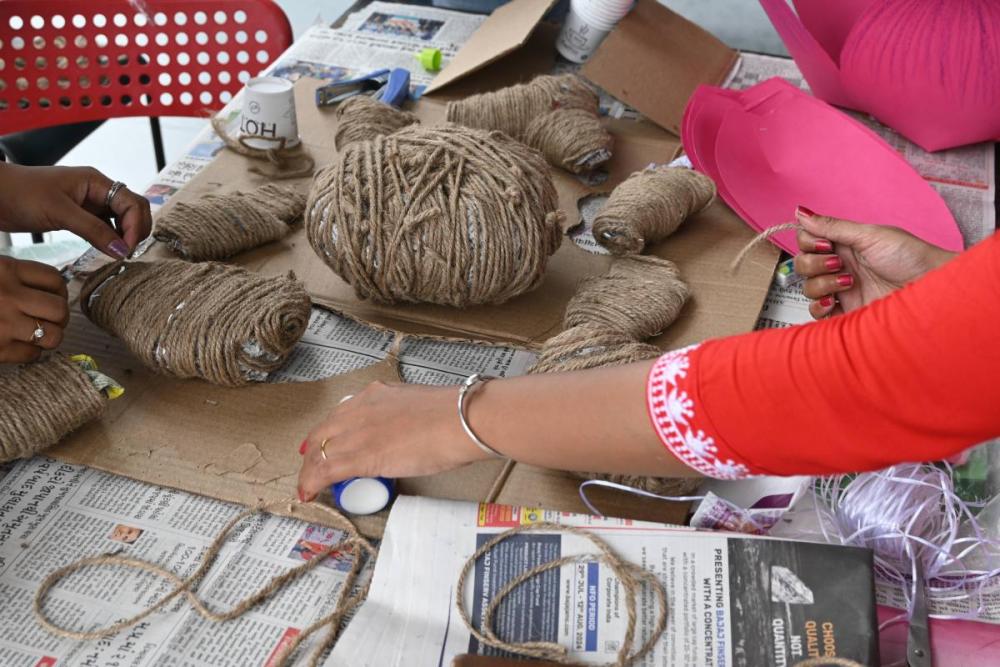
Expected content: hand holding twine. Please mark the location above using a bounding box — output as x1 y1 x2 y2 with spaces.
155 183 307 261
306 122 565 307
81 260 311 386
593 166 717 256
446 74 613 174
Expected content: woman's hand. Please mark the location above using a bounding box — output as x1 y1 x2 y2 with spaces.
0 257 69 363
793 207 957 319
296 381 488 502
0 165 152 259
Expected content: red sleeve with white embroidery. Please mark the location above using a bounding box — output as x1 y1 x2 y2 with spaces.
647 231 1000 478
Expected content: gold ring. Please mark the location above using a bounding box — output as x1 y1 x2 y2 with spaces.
320 437 330 461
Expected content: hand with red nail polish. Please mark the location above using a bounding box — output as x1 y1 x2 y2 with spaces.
793 207 957 319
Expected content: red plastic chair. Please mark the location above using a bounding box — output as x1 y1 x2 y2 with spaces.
0 0 293 168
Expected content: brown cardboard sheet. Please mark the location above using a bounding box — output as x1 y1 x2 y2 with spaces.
582 0 739 136
47 6 772 537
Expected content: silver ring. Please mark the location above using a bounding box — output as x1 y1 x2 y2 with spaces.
105 181 127 210
338 394 354 404
31 321 45 344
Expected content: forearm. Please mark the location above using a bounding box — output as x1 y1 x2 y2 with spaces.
464 360 699 478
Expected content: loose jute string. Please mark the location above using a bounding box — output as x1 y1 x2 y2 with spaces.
593 167 717 256
729 222 802 273
333 95 420 150
455 522 668 666
211 116 316 180
154 183 307 261
34 498 376 667
81 259 311 386
306 123 565 306
0 355 108 463
446 74 613 174
528 256 701 497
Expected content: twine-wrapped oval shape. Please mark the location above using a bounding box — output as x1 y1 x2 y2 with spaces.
81 260 311 386
306 123 565 307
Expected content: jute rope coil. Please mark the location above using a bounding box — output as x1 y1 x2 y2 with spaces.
530 255 701 497
446 74 613 174
34 498 376 667
211 116 316 180
0 355 107 463
81 259 311 386
334 95 420 150
593 167 717 256
154 184 307 261
456 522 668 666
306 123 565 307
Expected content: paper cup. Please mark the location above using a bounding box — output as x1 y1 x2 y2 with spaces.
240 76 299 150
557 0 634 63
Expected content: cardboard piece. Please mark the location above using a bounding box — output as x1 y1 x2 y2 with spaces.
581 0 738 137
146 76 778 350
51 9 774 538
423 0 558 94
683 78 963 255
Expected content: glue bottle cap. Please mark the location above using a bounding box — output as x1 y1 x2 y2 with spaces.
331 477 395 515
418 47 442 72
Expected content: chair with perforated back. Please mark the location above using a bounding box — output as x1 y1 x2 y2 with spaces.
0 0 292 244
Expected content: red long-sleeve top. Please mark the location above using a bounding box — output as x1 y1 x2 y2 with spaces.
647 231 1000 479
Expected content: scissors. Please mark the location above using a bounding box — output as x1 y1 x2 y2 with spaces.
315 67 411 109
907 559 932 667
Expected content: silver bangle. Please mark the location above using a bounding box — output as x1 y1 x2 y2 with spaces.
458 373 505 459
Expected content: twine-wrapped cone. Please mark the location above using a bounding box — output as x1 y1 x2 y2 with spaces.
306 123 565 307
0 355 108 463
155 184 307 261
446 74 613 174
81 260 311 387
530 255 701 496
593 167 717 256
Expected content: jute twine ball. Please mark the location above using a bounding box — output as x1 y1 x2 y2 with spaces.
81 259 311 386
593 167 716 256
306 122 565 307
334 95 420 151
0 355 107 463
446 74 613 174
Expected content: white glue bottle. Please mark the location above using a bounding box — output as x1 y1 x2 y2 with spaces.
556 0 635 63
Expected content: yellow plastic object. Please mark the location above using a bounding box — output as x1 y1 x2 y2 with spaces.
418 47 442 72
71 354 125 400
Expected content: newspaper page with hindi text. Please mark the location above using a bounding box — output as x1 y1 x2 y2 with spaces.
328 496 879 667
727 53 997 329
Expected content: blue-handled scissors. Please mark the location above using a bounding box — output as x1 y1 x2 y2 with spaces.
315 67 411 109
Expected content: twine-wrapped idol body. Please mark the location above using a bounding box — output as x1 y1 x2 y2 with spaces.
0 355 109 463
306 123 565 307
530 255 700 496
155 184 307 261
446 74 613 174
593 167 717 256
81 260 311 386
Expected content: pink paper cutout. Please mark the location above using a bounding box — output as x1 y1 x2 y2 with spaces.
760 0 1000 151
682 78 963 255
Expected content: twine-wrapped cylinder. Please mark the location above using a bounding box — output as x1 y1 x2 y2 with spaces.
0 355 108 463
81 260 311 386
155 184 307 261
334 96 420 150
306 123 565 307
593 167 716 256
446 74 613 174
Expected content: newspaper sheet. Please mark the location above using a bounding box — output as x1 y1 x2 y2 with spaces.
728 53 997 329
0 457 373 667
329 496 878 667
